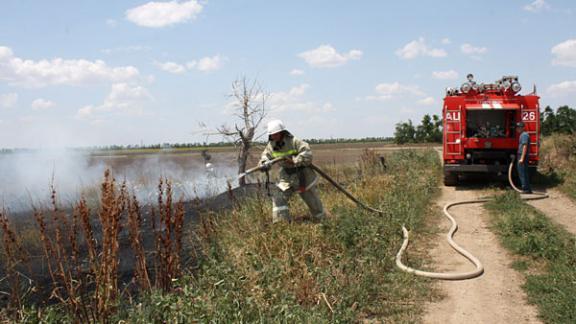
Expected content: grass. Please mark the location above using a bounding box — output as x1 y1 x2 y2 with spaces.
485 192 576 323
539 134 576 200
112 149 442 323
1 148 442 322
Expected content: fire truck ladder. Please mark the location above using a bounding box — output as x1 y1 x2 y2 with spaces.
444 105 462 156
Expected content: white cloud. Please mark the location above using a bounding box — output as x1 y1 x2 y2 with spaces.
195 55 224 72
156 55 225 74
252 84 334 114
365 82 425 101
461 43 488 56
432 70 459 80
441 38 451 45
106 83 151 110
395 38 447 60
523 0 550 13
417 97 435 105
0 46 140 87
547 81 576 97
76 83 152 120
298 45 363 68
76 105 94 120
0 92 18 108
126 0 203 28
156 61 186 74
31 98 55 110
551 39 576 67
290 69 304 76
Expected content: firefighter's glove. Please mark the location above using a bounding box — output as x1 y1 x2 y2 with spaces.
260 160 273 172
290 156 304 167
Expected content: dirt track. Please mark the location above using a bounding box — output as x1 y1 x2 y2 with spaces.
422 185 541 324
423 150 576 323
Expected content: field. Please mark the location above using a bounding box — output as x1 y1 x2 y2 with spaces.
1 140 575 323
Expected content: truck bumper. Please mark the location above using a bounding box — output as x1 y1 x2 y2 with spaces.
444 164 508 173
444 164 537 174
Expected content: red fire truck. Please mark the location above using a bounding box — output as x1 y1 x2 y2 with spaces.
442 74 540 186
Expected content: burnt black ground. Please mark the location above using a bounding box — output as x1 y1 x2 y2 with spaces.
0 182 275 307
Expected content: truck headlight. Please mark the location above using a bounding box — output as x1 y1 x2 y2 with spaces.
511 82 521 93
461 82 471 93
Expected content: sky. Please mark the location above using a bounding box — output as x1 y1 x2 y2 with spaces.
1 0 575 149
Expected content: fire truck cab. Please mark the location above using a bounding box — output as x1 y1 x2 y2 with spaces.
442 74 540 186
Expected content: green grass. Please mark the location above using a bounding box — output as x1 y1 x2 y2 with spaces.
486 192 576 323
113 149 442 323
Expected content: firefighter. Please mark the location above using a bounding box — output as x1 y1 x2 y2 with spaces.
516 122 532 194
260 119 325 223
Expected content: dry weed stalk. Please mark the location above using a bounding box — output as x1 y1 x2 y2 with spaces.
152 178 185 291
95 170 125 319
0 210 29 311
127 195 151 291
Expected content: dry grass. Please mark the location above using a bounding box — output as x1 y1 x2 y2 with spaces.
0 169 187 323
118 149 441 323
1 148 441 322
539 134 576 199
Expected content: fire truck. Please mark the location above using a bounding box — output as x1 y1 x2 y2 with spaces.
442 74 540 186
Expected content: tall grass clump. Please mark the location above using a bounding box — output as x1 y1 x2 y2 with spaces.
486 192 576 323
539 134 576 200
121 149 442 323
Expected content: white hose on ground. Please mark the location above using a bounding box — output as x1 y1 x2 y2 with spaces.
395 157 548 280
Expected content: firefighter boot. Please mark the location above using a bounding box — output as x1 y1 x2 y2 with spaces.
272 189 293 223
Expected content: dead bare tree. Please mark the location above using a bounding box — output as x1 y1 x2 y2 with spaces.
217 77 269 186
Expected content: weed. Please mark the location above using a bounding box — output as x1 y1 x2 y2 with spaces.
540 134 576 200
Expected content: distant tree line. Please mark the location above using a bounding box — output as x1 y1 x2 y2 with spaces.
394 114 443 144
304 137 394 145
92 142 236 151
541 105 576 136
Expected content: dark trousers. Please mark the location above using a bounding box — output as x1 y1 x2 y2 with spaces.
517 161 531 192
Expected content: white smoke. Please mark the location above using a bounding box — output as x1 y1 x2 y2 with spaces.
0 149 238 213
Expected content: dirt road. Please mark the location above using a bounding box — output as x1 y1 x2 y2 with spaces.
527 187 576 234
422 185 541 323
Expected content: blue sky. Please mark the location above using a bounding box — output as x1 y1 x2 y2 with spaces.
1 0 575 148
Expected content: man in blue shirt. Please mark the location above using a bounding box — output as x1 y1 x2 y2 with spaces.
516 122 532 194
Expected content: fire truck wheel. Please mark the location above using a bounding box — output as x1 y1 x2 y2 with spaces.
444 172 458 186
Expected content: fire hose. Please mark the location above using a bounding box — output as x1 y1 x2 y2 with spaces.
239 157 386 215
241 155 547 280
395 157 548 280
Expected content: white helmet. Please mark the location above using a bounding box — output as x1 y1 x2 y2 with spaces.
267 119 286 135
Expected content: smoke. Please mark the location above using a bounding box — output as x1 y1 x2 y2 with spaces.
0 149 238 213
